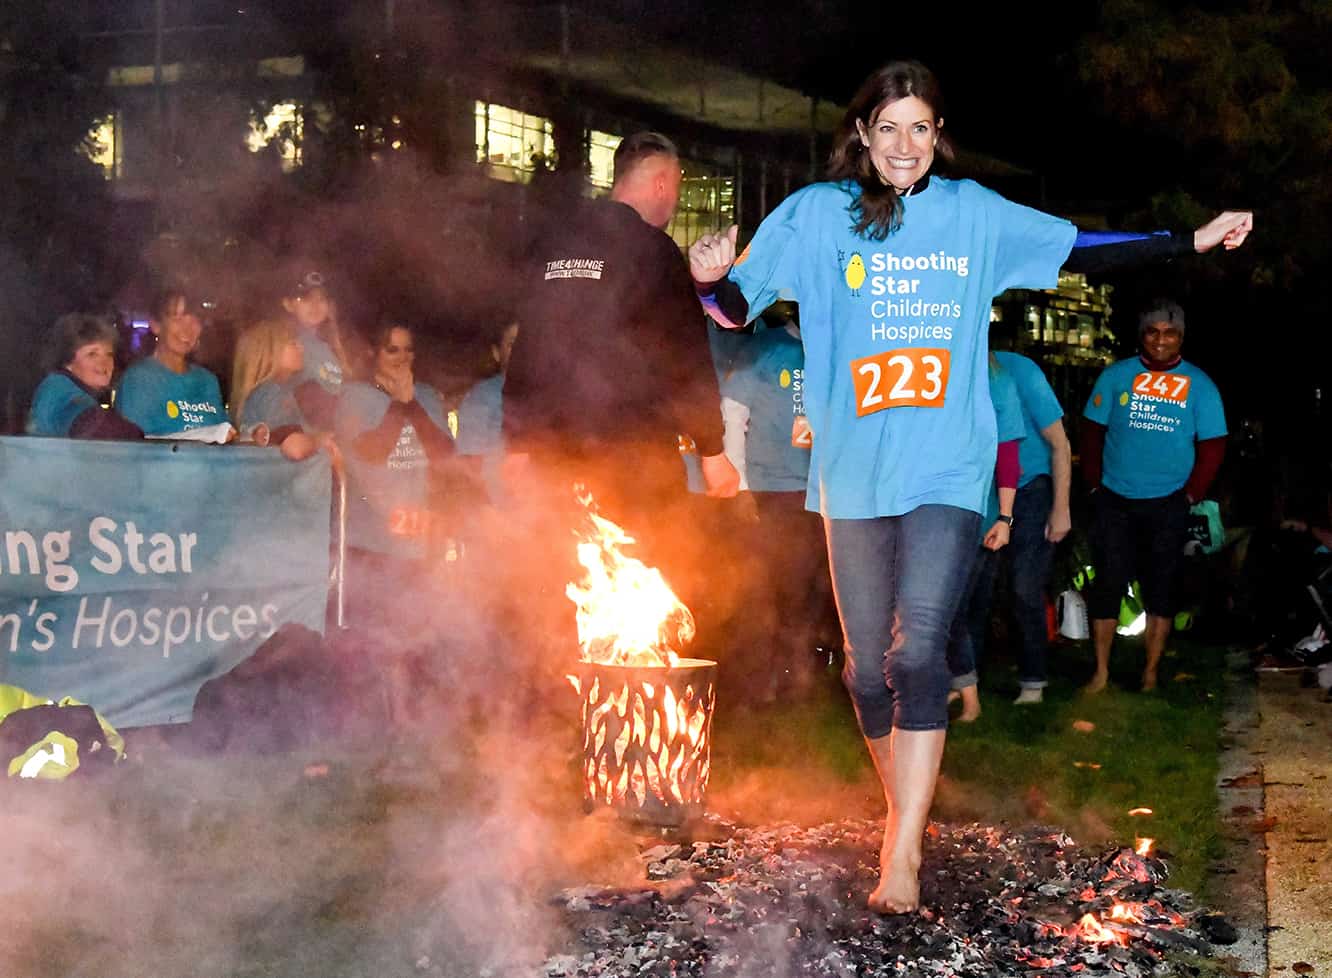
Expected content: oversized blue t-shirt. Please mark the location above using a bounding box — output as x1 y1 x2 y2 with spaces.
335 381 451 558
994 351 1064 487
295 327 344 394
1083 357 1226 499
455 373 503 458
239 379 304 431
725 326 810 493
115 358 228 435
727 178 1077 518
27 373 102 437
980 361 1026 536
455 372 506 502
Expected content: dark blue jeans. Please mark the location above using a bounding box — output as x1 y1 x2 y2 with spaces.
1008 476 1056 689
826 505 981 737
946 547 998 689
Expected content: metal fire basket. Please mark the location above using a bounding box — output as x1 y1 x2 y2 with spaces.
575 658 717 827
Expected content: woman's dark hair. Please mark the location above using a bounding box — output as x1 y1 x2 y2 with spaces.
826 60 955 241
150 288 192 323
47 313 119 374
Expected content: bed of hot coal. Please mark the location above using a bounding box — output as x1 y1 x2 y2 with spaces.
543 818 1237 977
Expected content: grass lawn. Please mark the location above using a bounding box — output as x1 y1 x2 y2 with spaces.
708 634 1231 898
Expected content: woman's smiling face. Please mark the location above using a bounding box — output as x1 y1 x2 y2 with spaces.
856 95 941 192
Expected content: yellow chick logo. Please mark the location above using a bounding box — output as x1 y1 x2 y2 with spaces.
844 252 867 295
779 369 792 389
166 400 180 419
1119 392 1130 406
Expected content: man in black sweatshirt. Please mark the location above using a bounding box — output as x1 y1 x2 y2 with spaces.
505 131 740 538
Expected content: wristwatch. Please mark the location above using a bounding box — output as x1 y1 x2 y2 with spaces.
996 514 1014 527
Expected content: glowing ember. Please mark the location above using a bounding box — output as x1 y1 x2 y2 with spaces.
566 488 694 667
1128 806 1154 816
1135 837 1155 856
1110 902 1143 923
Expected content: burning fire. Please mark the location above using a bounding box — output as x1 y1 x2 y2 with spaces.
1135 837 1155 856
563 489 716 823
565 489 694 667
1074 912 1129 946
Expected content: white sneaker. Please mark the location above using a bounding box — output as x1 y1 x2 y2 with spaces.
1013 688 1044 705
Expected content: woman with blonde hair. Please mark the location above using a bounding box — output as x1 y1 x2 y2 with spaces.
231 318 323 460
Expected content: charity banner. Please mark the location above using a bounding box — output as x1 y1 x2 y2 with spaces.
0 437 330 728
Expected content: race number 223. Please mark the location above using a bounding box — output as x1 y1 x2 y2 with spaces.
851 348 951 416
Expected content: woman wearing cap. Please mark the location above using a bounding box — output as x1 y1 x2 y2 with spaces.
116 289 234 440
690 59 1252 913
27 313 143 439
281 268 352 430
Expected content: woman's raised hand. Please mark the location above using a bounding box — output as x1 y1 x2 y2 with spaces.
689 225 740 284
1193 211 1254 252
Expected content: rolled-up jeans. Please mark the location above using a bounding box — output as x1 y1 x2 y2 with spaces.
826 505 981 736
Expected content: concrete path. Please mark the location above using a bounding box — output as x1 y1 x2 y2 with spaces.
1258 669 1332 977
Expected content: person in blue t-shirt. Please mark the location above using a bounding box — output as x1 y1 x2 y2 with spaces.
690 60 1252 914
946 356 1023 723
724 315 838 698
455 321 518 501
231 318 335 461
1082 299 1227 695
27 313 143 439
116 290 233 440
280 267 353 431
335 322 461 621
993 351 1072 705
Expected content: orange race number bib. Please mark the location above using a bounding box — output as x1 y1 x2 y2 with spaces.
388 507 433 538
851 348 951 416
1132 371 1191 403
791 415 813 448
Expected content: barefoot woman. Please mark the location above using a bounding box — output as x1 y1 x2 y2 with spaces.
690 60 1251 913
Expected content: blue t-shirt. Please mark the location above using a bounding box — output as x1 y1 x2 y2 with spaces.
727 178 1076 518
27 372 101 437
1083 358 1227 499
994 351 1064 487
455 372 506 502
295 327 344 394
239 379 304 431
725 326 810 493
115 358 228 435
455 373 503 458
981 361 1026 534
335 381 450 558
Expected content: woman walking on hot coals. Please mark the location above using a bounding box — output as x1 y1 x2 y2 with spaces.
690 60 1252 913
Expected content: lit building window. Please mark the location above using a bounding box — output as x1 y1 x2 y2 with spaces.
475 101 555 182
247 101 302 172
86 114 122 180
587 130 622 190
666 161 736 252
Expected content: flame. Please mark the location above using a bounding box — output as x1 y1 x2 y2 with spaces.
1128 807 1154 816
1109 903 1143 924
566 489 694 666
1135 837 1154 856
1074 913 1129 946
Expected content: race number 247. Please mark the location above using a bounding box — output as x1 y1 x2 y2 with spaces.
852 348 951 416
1132 371 1191 404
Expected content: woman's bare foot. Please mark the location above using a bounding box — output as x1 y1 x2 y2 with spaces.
868 850 922 913
1140 668 1158 692
1083 669 1109 694
957 685 981 723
